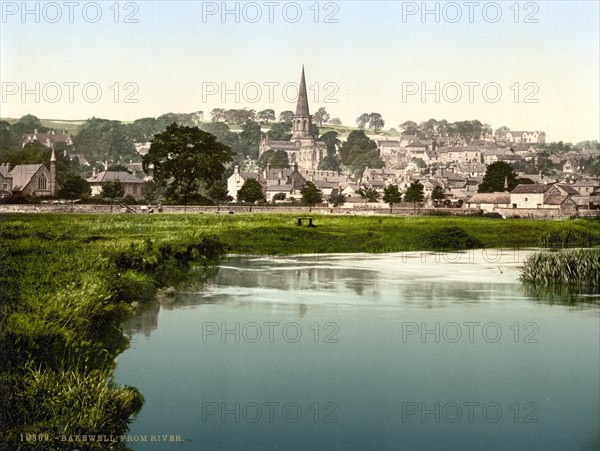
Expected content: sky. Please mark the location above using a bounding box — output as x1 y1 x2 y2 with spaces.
1 0 599 143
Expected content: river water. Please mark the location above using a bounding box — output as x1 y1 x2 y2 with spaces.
113 250 600 450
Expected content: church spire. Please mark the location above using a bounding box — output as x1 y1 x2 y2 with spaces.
295 65 310 116
292 66 313 141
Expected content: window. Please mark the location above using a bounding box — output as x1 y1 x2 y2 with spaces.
38 174 47 190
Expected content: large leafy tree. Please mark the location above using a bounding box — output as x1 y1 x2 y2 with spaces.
236 120 262 160
368 113 385 132
431 185 445 204
267 122 292 141
257 109 275 124
300 181 323 211
399 120 418 136
383 184 402 213
404 180 424 210
279 110 294 123
143 123 233 204
101 179 124 200
314 107 330 126
356 113 370 130
59 175 91 211
258 149 289 170
59 175 91 200
478 161 518 193
237 178 264 211
338 130 383 178
318 131 341 172
76 118 138 164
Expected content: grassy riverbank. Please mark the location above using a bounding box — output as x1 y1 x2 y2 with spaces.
2 213 598 254
0 214 225 449
1 213 598 448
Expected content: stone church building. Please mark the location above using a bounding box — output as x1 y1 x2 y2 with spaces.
258 67 326 171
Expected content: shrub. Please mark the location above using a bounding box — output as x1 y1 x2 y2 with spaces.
424 226 483 250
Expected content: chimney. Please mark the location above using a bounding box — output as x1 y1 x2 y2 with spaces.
92 167 97 178
234 165 240 174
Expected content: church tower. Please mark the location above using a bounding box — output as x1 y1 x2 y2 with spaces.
291 65 313 143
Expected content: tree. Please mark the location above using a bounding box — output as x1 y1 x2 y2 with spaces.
237 120 262 160
75 117 138 164
399 120 418 136
368 113 385 132
329 193 346 207
318 131 341 172
211 108 226 122
314 107 330 126
257 109 276 124
478 161 518 193
272 192 287 202
101 179 124 211
329 118 342 126
404 180 424 210
495 126 510 138
142 179 166 204
383 184 402 213
338 130 383 178
267 122 292 141
431 185 445 205
142 123 233 204
237 178 264 211
258 149 289 170
59 175 91 211
310 124 320 141
454 120 484 143
208 180 231 211
300 181 323 211
279 110 294 123
357 185 379 207
356 113 370 130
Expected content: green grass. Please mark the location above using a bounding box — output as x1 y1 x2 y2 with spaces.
0 215 226 448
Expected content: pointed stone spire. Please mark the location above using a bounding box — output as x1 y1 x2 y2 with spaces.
292 66 313 141
50 147 56 162
504 175 509 192
295 65 310 116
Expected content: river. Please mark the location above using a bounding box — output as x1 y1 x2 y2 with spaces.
113 250 600 450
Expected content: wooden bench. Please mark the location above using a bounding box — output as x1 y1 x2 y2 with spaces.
297 217 315 227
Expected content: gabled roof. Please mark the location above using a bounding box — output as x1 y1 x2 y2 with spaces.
467 192 511 204
556 184 579 196
9 164 45 191
544 195 573 205
511 184 552 194
87 171 144 184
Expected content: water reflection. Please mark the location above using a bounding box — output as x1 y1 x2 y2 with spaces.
115 252 600 451
122 251 598 342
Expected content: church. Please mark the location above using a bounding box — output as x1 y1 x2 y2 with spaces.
258 66 327 171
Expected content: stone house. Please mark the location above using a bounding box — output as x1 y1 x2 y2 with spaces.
509 183 577 213
86 169 145 200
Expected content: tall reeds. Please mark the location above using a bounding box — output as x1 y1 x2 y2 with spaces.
520 249 600 287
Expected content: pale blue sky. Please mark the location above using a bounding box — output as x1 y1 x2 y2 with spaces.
1 1 598 143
